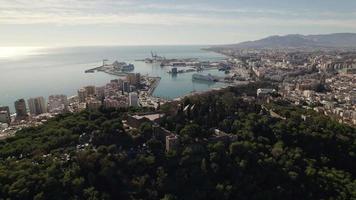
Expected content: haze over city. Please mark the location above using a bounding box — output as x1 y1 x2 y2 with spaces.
2 0 356 47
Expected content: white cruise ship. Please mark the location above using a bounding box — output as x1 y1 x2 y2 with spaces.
192 73 218 82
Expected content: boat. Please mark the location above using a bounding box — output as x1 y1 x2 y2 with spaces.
186 69 196 72
112 60 135 72
172 62 186 67
85 69 95 73
218 65 231 71
192 73 218 82
121 64 135 72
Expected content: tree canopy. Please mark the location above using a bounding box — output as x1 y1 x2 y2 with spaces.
0 84 355 200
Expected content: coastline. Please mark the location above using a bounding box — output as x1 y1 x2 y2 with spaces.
173 81 250 101
0 45 228 111
148 77 161 95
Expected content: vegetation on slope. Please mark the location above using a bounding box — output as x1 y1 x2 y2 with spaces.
0 85 355 200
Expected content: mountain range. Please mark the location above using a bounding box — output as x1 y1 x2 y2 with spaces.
220 33 356 49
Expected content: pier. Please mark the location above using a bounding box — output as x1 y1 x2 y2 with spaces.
148 77 161 95
85 66 103 73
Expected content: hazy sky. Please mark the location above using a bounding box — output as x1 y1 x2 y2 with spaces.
1 0 356 46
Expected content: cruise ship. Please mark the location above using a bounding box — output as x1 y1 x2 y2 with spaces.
121 64 135 72
113 61 135 72
192 73 218 82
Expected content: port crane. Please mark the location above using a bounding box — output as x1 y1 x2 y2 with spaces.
150 51 166 62
151 51 158 61
102 59 109 66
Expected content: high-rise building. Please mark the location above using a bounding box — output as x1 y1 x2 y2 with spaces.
27 98 35 115
127 73 141 87
129 92 139 107
122 81 130 93
95 86 106 100
0 106 10 114
0 111 10 124
28 97 47 115
14 99 28 119
84 85 96 96
0 106 10 122
135 73 141 86
127 73 135 85
78 88 87 103
118 79 124 90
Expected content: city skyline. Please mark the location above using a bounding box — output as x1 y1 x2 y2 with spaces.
1 0 356 47
0 1 355 198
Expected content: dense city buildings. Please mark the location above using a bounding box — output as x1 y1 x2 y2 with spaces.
257 88 276 97
279 73 355 125
212 47 356 126
48 95 68 113
0 70 166 140
86 98 102 111
84 85 96 96
103 98 120 109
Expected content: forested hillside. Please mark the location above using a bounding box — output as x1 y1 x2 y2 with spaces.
0 85 355 200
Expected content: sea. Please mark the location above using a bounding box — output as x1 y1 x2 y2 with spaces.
0 46 227 112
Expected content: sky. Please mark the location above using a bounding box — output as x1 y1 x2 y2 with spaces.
1 0 356 47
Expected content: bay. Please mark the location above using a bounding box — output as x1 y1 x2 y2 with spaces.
0 46 226 112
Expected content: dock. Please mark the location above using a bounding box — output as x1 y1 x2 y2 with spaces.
148 77 161 95
85 66 103 73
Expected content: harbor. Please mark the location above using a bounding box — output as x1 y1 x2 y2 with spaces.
83 52 238 101
0 45 231 112
0 47 251 139
85 59 135 76
84 59 163 97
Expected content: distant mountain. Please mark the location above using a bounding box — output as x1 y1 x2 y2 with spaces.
220 33 356 49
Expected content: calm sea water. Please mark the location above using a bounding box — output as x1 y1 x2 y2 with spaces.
0 46 226 112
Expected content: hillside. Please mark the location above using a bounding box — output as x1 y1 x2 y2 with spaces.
0 83 355 200
218 33 356 49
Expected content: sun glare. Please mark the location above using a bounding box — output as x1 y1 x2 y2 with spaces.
0 47 45 59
